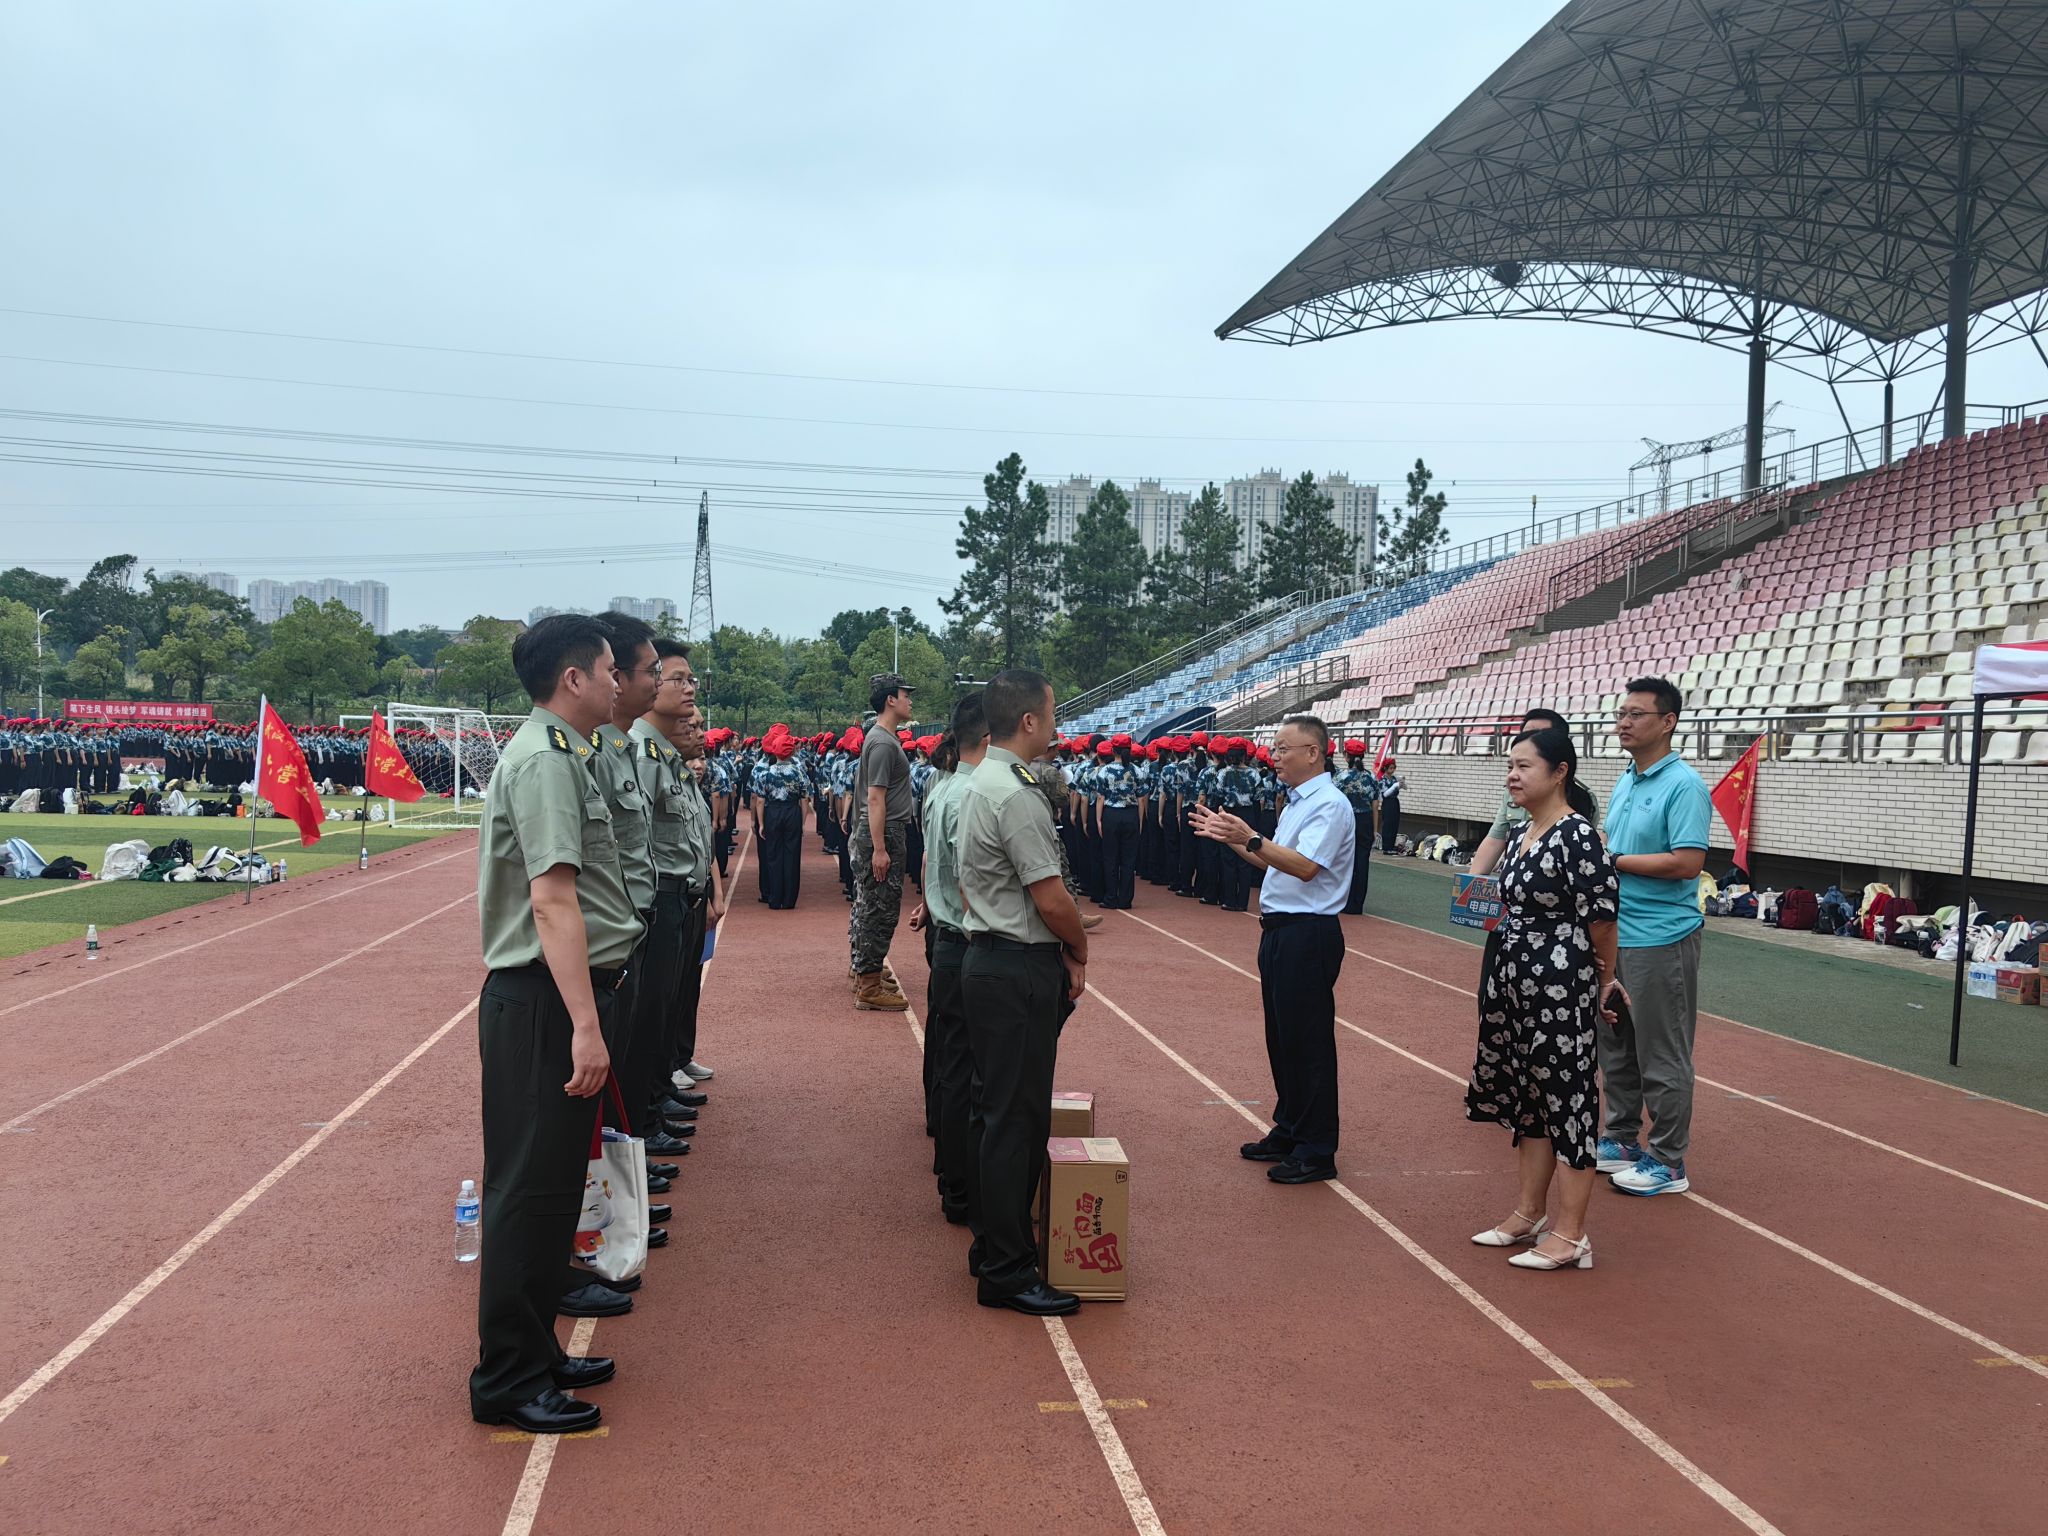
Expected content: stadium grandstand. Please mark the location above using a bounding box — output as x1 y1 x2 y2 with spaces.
1064 0 2048 901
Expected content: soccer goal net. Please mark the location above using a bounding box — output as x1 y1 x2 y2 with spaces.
378 705 523 829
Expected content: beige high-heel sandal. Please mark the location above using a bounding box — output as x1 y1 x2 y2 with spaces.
1471 1210 1550 1247
1508 1233 1593 1270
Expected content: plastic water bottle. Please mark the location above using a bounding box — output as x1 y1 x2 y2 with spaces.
276 858 287 882
358 846 369 872
455 1179 482 1262
85 924 100 961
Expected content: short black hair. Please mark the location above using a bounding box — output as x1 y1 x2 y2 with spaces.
1625 676 1684 719
514 614 611 702
949 690 988 747
1280 713 1330 768
594 610 657 667
652 637 691 662
1521 707 1569 735
983 668 1052 740
869 678 906 715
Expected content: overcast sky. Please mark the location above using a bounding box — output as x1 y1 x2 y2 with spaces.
4 2 2044 636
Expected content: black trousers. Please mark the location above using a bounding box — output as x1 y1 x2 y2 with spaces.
927 928 973 1220
667 897 709 1080
1343 811 1373 914
472 966 613 1415
1100 805 1140 908
630 889 689 1115
1258 916 1345 1164
759 796 803 908
1176 808 1197 891
1193 818 1220 900
1218 830 1252 911
1380 797 1402 853
962 944 1063 1296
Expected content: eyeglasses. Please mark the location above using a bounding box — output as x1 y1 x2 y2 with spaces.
1612 708 1669 723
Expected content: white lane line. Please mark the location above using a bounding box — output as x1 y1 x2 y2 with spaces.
1337 936 2048 1214
499 1318 596 1536
1082 979 1778 1536
1042 1316 1167 1536
0 893 474 1133
1118 910 2048 1380
1352 902 2048 1121
0 999 475 1427
0 844 473 1021
494 830 756 1536
900 991 1166 1536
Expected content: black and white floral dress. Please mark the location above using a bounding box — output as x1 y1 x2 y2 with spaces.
1463 813 1618 1169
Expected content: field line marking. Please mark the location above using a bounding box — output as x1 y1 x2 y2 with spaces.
1081 977 1779 1536
498 1318 596 1536
1333 937 2048 1213
0 893 474 1133
901 978 1164 1535
1352 901 2048 1122
1117 910 2048 1379
494 829 755 1536
1043 1316 1167 1536
0 844 473 1020
0 998 475 1427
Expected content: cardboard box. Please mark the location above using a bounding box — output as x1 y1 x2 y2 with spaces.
1995 965 2041 1006
1966 961 2000 999
1050 1090 1096 1139
1450 873 1503 932
1041 1137 1129 1301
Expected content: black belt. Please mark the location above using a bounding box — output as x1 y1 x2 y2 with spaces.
966 933 1063 953
932 922 967 944
499 960 631 992
1260 911 1338 931
656 875 709 900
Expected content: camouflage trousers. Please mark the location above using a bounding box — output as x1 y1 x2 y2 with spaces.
848 820 908 975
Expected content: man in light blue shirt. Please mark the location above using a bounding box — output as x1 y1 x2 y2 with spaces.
1598 676 1712 1197
1192 714 1354 1184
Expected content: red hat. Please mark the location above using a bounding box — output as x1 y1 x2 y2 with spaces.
1343 738 1366 756
838 725 865 753
1255 745 1273 765
1110 732 1133 749
1189 731 1210 747
1095 741 1114 757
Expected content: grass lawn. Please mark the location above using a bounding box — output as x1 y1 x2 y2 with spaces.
0 809 458 961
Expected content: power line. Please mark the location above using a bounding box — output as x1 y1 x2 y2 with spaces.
0 303 1751 412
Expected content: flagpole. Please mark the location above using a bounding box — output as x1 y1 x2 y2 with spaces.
245 697 266 906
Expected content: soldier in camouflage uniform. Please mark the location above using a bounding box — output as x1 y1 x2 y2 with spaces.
849 675 917 1011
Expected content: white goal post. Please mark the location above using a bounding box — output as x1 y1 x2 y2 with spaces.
338 704 526 830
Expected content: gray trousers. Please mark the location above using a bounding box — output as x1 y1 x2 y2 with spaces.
1598 928 1702 1166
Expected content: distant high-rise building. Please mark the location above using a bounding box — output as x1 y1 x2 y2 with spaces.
1040 476 1192 559
1225 471 1377 581
608 595 678 625
246 576 392 633
528 604 593 625
165 569 240 598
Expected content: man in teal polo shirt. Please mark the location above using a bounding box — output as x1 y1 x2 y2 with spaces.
1597 677 1711 1196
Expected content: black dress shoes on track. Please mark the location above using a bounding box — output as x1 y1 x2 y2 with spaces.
658 1119 698 1138
475 1388 600 1434
550 1356 615 1391
653 1098 699 1120
648 1203 671 1224
978 1281 1081 1317
647 1162 679 1179
1268 1158 1338 1185
1240 1138 1294 1162
558 1283 633 1317
670 1089 709 1108
647 1226 669 1248
645 1144 687 1165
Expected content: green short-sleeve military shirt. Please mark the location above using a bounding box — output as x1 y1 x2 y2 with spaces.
630 719 691 880
589 723 654 911
958 746 1064 944
478 706 643 970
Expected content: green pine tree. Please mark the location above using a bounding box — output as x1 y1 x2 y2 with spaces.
1256 472 1357 601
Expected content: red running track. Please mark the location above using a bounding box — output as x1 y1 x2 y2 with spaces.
0 824 2041 1535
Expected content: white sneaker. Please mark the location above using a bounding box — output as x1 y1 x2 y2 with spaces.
683 1060 714 1082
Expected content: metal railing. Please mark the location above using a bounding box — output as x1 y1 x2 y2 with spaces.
1209 655 1353 731
1059 592 1301 719
1361 702 2048 767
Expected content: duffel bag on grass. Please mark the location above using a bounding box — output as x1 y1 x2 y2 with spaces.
99 839 151 881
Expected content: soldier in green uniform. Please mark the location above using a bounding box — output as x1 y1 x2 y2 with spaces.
470 615 642 1436
957 669 1089 1317
587 614 659 1129
660 696 723 1103
908 691 988 1223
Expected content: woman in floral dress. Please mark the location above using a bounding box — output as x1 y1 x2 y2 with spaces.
1465 727 1622 1271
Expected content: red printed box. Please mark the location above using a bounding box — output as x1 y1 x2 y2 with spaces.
1041 1136 1129 1302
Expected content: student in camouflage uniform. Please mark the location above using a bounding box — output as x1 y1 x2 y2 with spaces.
750 725 813 909
1093 734 1143 909
1216 740 1261 912
849 674 917 1011
1334 740 1381 914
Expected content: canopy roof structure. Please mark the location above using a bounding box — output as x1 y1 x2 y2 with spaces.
1218 0 2048 388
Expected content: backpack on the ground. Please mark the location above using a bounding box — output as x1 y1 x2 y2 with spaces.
1776 888 1818 931
38 856 88 880
99 839 151 881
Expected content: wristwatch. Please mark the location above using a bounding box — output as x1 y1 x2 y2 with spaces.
1246 835 1265 854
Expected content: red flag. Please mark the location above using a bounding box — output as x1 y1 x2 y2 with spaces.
1372 729 1394 775
366 710 426 802
1710 736 1762 873
257 699 326 847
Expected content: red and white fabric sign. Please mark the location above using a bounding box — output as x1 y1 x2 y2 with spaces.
1973 639 2048 698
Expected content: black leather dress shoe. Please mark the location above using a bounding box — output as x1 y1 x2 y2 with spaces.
1240 1138 1294 1162
557 1283 633 1318
671 1089 708 1108
644 1134 691 1157
648 1203 672 1223
584 1271 640 1293
647 1173 673 1194
659 1119 699 1138
653 1098 698 1120
978 1281 1081 1316
550 1356 615 1390
474 1388 600 1433
647 1162 679 1179
647 1226 669 1248
1268 1158 1338 1185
